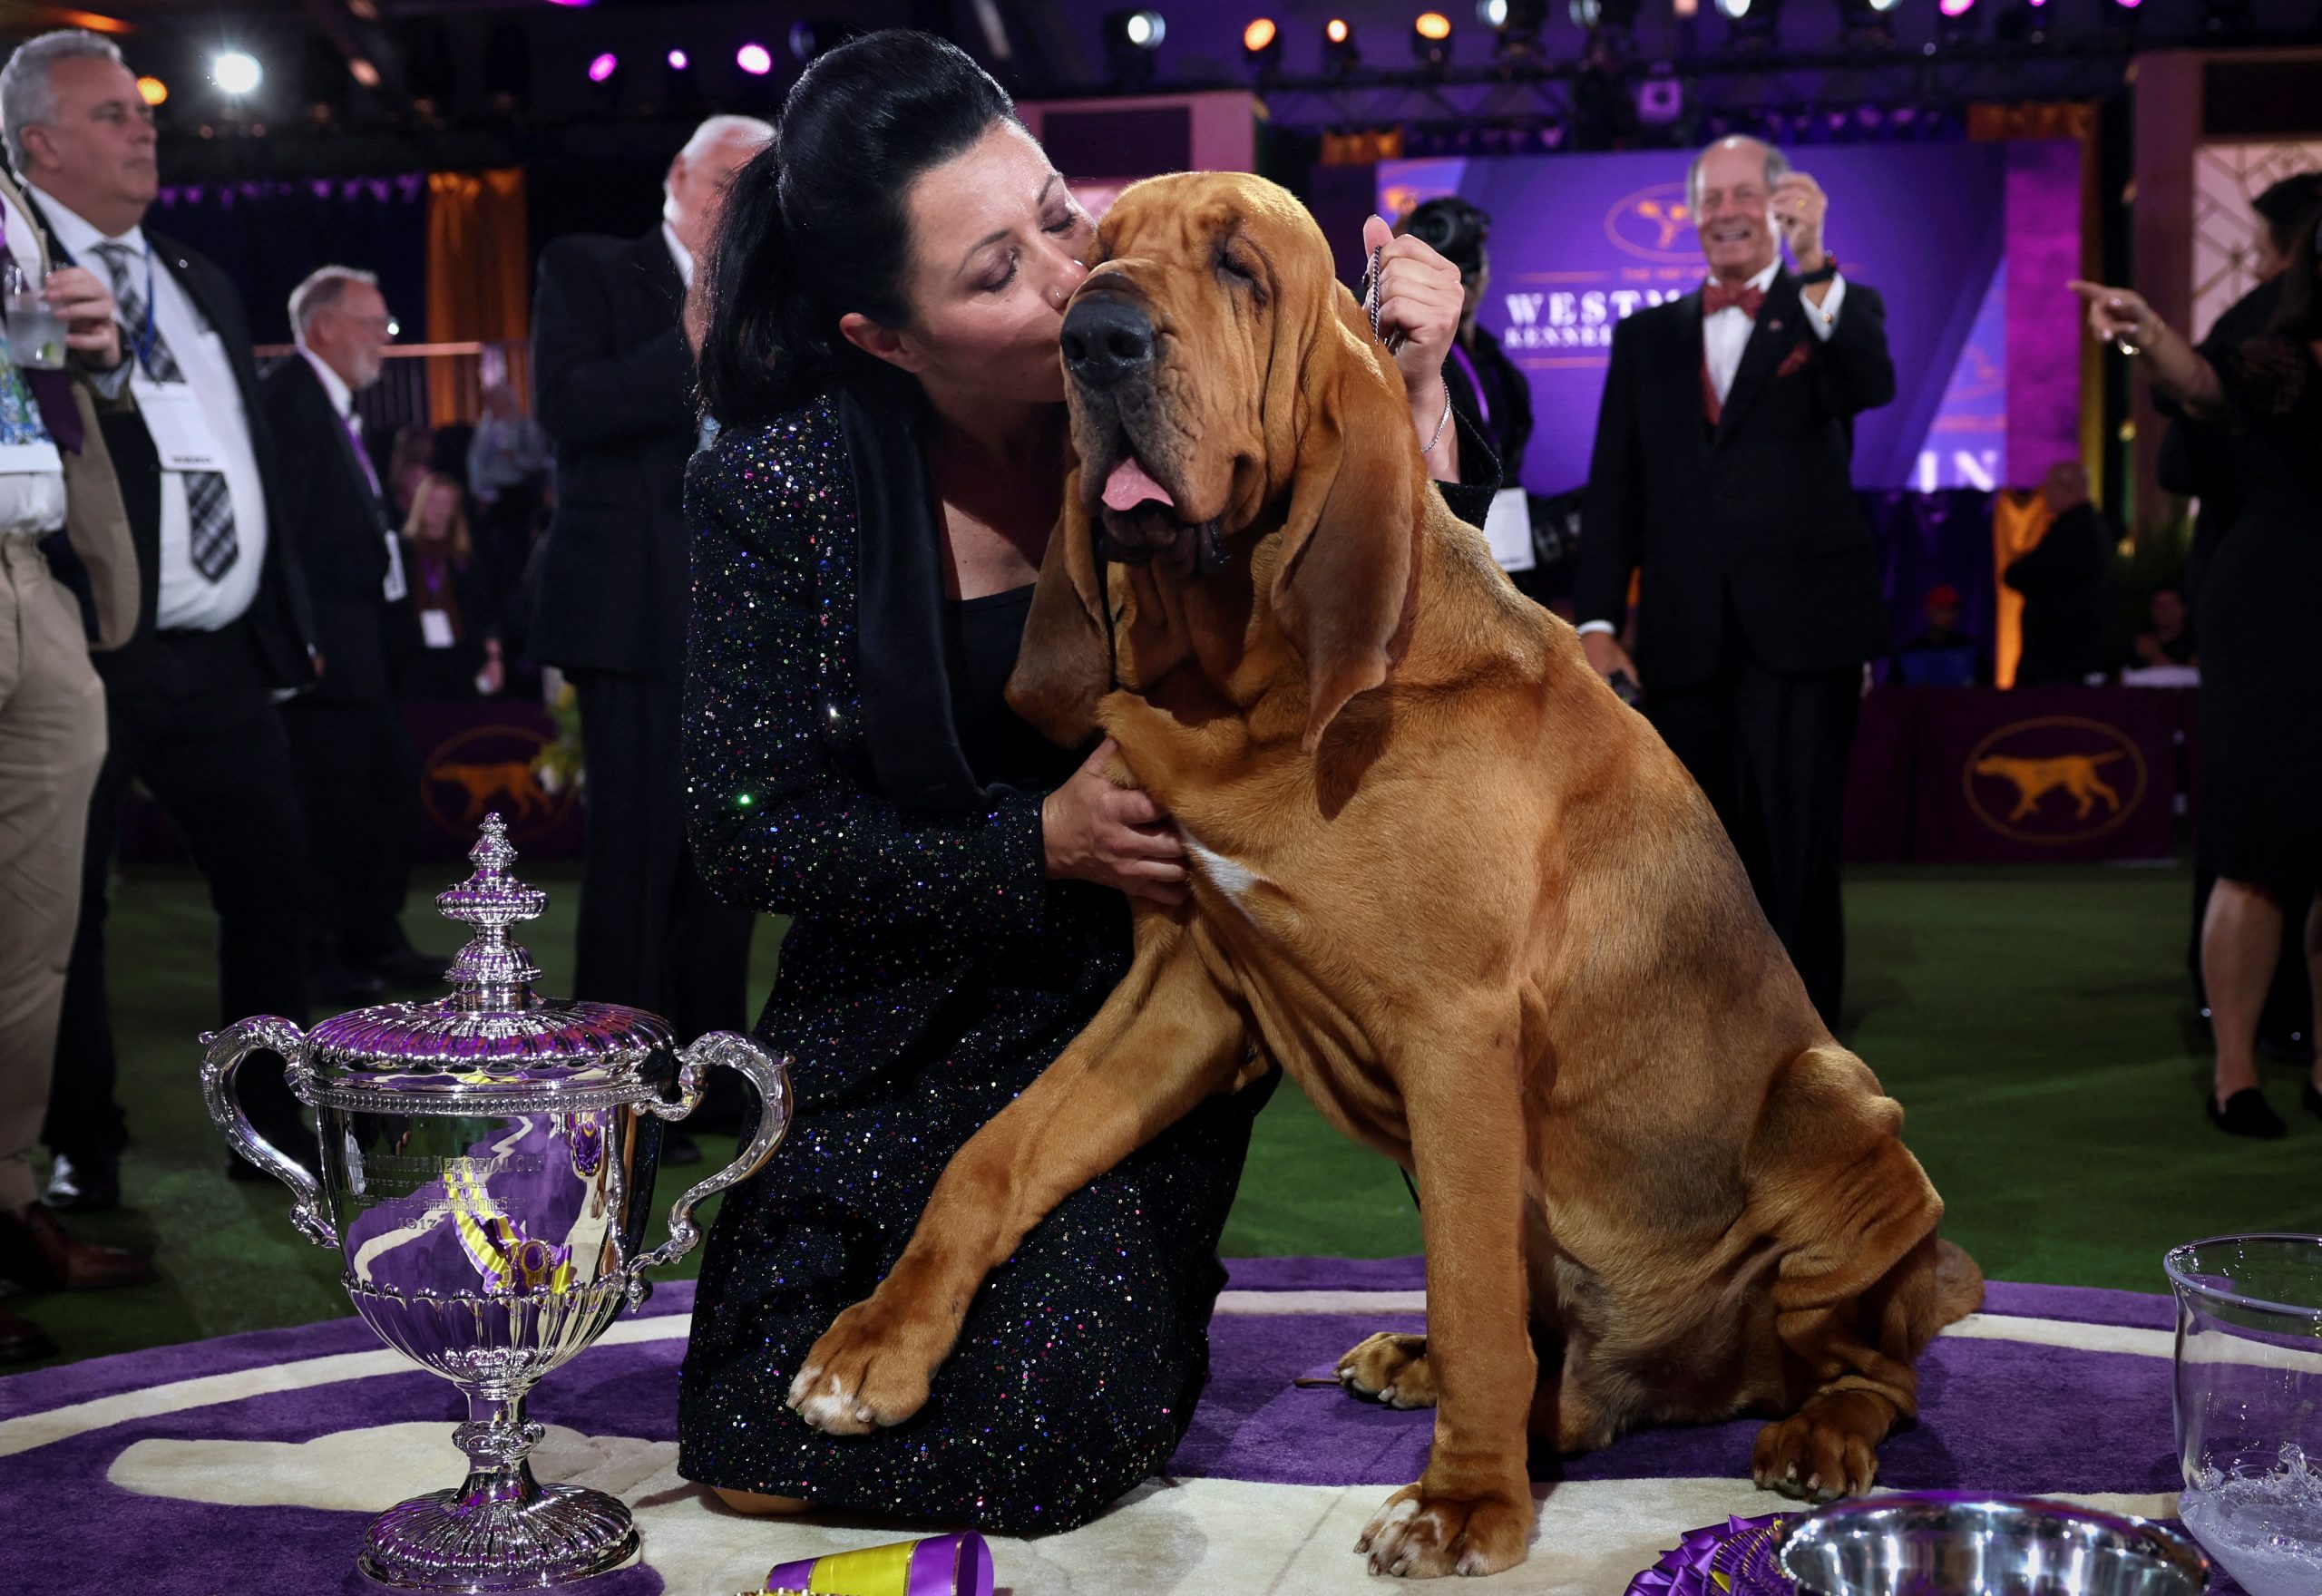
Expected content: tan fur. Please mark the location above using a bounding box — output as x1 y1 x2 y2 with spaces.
792 174 1983 1578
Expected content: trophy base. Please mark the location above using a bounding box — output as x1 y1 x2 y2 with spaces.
358 1482 642 1591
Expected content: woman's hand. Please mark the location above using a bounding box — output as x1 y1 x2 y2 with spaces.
1041 737 1187 908
2068 280 2161 352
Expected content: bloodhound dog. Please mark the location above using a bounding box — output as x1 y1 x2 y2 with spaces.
786 172 1983 1578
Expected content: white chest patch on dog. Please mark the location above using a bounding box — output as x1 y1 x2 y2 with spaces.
1180 830 1266 912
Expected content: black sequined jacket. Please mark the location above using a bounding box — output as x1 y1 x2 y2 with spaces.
683 384 1499 1110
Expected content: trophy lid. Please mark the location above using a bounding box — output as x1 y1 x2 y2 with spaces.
300 816 676 1112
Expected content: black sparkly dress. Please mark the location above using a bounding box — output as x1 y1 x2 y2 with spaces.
673 384 1274 1533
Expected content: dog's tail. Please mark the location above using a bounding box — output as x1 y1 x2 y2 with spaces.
1931 1236 1985 1328
2090 751 2129 766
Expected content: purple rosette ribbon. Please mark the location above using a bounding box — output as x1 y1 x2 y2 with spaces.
1626 1513 1800 1596
761 1532 994 1596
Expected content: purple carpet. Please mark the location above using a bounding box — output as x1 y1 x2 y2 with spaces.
0 1263 2223 1594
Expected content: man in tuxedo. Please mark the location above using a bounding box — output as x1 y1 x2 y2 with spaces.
4 29 318 1207
531 115 768 1148
1577 136 1895 1027
0 148 155 1358
267 267 443 1004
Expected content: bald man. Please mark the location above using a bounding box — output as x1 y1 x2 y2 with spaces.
1576 135 1896 1027
530 115 771 1150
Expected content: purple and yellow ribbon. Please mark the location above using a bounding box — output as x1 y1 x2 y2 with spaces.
1626 1513 1799 1596
444 1160 573 1296
758 1533 993 1596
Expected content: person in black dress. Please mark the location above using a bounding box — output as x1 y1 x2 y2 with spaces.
676 29 1498 1533
2075 209 2322 1137
2005 461 2115 687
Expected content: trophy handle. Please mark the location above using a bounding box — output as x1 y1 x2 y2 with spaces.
628 1031 792 1304
200 1017 338 1250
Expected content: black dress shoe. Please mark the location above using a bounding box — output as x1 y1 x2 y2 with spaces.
360 946 454 991
43 1151 120 1211
662 1130 703 1167
2209 1087 2288 1139
0 1301 56 1364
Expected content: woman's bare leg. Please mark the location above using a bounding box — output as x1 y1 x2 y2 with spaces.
2203 877 2283 1106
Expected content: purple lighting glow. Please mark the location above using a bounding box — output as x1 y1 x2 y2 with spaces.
737 43 774 75
587 52 619 83
667 49 688 70
1938 0 1974 15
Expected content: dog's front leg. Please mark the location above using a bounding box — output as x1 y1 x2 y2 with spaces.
1357 1018 1538 1579
787 918 1251 1435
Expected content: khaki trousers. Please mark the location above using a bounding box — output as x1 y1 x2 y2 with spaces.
0 535 105 1211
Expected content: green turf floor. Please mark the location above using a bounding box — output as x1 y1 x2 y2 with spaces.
13 861 2320 1371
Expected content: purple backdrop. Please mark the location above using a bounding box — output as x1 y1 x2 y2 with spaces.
1379 143 2081 498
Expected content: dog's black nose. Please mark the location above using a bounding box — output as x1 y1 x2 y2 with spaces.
1060 296 1153 389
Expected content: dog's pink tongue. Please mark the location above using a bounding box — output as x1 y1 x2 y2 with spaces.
1102 456 1174 512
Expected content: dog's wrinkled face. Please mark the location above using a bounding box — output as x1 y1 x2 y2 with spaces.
1013 171 1423 754
1059 173 1339 577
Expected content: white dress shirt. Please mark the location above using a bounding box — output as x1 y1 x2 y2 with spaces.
0 187 66 538
1576 257 1849 640
298 345 405 601
33 184 268 633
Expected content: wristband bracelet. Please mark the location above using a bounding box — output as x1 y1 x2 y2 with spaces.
1797 257 1839 286
1424 379 1452 453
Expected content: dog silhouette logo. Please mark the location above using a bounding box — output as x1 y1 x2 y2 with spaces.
1605 182 1698 262
1963 716 2147 844
421 723 577 844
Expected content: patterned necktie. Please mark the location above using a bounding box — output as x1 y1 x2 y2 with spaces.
1702 281 1766 318
93 239 239 582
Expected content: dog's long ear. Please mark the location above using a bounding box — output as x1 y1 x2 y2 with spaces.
1269 285 1422 754
1007 464 1112 746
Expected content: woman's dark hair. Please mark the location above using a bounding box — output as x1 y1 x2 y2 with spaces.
2250 171 2322 259
2267 205 2320 342
698 31 1020 428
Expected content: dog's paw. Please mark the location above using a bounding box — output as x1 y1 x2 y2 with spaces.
785 1298 939 1436
1355 1483 1532 1578
1751 1409 1880 1503
1337 1332 1438 1409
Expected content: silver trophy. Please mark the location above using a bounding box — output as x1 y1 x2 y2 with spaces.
203 814 791 1591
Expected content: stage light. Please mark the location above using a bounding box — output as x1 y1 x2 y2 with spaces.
587 53 619 84
1572 0 1639 32
1940 0 1975 16
1482 0 1548 59
349 58 380 89
212 52 262 96
736 43 775 75
790 18 862 63
1411 12 1454 70
1242 18 1283 78
135 74 167 107
668 50 688 71
1322 17 1361 74
1102 9 1166 84
1713 0 1781 47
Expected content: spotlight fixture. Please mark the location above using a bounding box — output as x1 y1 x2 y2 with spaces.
1572 0 1639 33
668 49 688 71
1411 11 1454 71
1102 8 1166 84
587 53 619 84
1322 16 1361 75
212 51 262 96
736 42 775 75
1242 17 1284 79
1713 0 1781 49
586 51 623 109
136 74 168 107
1482 0 1549 60
790 18 861 63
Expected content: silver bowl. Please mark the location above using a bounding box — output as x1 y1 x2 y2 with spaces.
1778 1494 2210 1596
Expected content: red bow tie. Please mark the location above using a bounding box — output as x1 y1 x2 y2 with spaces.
1702 282 1766 318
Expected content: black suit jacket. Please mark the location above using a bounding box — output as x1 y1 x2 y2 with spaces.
2005 501 2114 687
28 210 317 696
529 229 697 680
1576 268 1896 691
259 355 401 702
